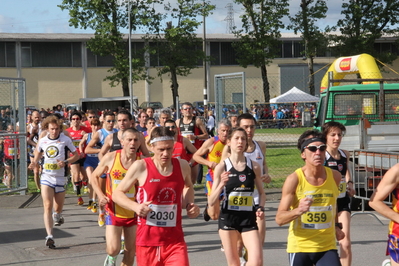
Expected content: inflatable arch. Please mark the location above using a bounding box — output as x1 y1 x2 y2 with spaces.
320 53 383 93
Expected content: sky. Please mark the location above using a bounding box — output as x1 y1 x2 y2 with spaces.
0 0 344 34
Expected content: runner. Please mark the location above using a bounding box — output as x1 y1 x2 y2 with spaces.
275 129 344 266
112 126 200 266
136 111 148 133
66 111 91 205
164 119 197 164
27 110 42 191
209 127 265 266
176 102 208 185
370 164 399 266
79 117 102 213
322 121 356 266
85 111 118 227
157 108 172 127
98 110 150 159
90 128 141 266
28 115 79 249
193 119 231 221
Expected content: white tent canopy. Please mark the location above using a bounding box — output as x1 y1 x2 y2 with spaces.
270 86 319 103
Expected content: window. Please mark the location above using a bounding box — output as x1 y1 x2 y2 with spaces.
220 42 238 65
0 42 16 67
31 42 72 67
385 93 399 115
210 42 220 65
283 41 292 58
334 94 376 116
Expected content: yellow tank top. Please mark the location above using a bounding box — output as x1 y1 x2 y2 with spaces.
287 167 338 253
207 136 225 164
106 150 136 219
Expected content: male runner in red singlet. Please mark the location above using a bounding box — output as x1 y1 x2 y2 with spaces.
112 126 200 266
66 111 91 205
91 128 142 266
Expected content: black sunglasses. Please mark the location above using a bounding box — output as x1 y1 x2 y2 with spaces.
306 144 327 152
165 126 176 130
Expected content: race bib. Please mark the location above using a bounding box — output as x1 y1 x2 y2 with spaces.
228 191 253 211
8 148 15 156
146 204 177 227
181 132 195 143
301 205 333 230
73 140 81 148
338 178 347 198
43 159 60 171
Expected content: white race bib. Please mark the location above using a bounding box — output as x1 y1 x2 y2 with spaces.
146 204 177 227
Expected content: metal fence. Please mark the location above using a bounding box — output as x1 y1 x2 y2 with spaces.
0 77 27 195
213 73 319 181
350 150 398 222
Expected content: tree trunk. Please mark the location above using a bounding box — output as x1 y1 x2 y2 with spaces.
122 76 129 97
171 69 179 109
307 56 315 95
261 64 270 102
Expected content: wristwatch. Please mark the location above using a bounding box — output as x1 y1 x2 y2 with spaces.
63 160 69 165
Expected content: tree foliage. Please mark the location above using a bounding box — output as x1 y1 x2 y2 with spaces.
328 0 399 64
58 0 161 96
232 0 289 102
288 0 328 95
145 0 215 109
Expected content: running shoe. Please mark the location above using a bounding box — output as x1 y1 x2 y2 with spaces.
83 186 88 194
242 246 248 262
98 213 105 227
45 236 56 249
91 203 98 213
54 216 64 226
203 205 210 222
77 196 84 205
104 255 117 266
87 201 93 211
119 239 125 254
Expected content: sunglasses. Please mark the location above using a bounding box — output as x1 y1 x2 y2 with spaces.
183 107 192 110
71 118 80 121
106 120 115 123
306 144 327 152
165 126 176 130
88 116 95 118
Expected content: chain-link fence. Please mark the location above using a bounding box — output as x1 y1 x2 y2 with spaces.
0 78 27 195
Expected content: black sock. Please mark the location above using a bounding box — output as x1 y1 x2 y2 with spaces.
74 182 81 195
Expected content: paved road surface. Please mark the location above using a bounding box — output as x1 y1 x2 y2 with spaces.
0 189 391 266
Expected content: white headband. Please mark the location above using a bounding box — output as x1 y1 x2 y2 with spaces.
149 136 174 144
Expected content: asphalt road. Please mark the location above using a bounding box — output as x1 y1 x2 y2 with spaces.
0 188 391 266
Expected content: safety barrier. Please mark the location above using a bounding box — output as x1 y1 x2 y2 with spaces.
351 150 399 223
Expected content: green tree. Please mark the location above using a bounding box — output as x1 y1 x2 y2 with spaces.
59 0 161 96
145 0 215 110
288 0 328 95
232 0 289 102
329 0 399 64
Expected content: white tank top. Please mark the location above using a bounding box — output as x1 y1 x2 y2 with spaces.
244 141 264 205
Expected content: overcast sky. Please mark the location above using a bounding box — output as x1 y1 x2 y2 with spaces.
0 0 344 34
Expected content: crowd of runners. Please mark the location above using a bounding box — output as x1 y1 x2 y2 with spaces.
2 101 399 266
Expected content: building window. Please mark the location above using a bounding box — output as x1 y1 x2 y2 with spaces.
0 42 16 67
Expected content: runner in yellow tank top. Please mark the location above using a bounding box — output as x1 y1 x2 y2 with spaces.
91 128 142 266
276 129 344 266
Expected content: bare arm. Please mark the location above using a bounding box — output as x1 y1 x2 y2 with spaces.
138 134 150 157
275 172 313 226
195 117 209 140
343 149 355 196
258 141 271 183
78 134 88 156
180 159 200 218
85 131 101 154
112 160 152 217
98 134 113 160
90 153 112 206
220 145 230 162
208 162 227 207
183 137 197 165
370 163 399 223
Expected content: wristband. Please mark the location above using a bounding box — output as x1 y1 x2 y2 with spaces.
335 222 343 229
257 206 265 212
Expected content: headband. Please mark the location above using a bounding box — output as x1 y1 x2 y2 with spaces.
149 136 174 144
300 137 325 152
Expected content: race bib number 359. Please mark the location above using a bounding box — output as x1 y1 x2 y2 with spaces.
301 205 333 230
146 204 177 227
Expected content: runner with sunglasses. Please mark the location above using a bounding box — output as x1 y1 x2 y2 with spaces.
322 122 356 266
276 129 344 266
66 111 91 205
